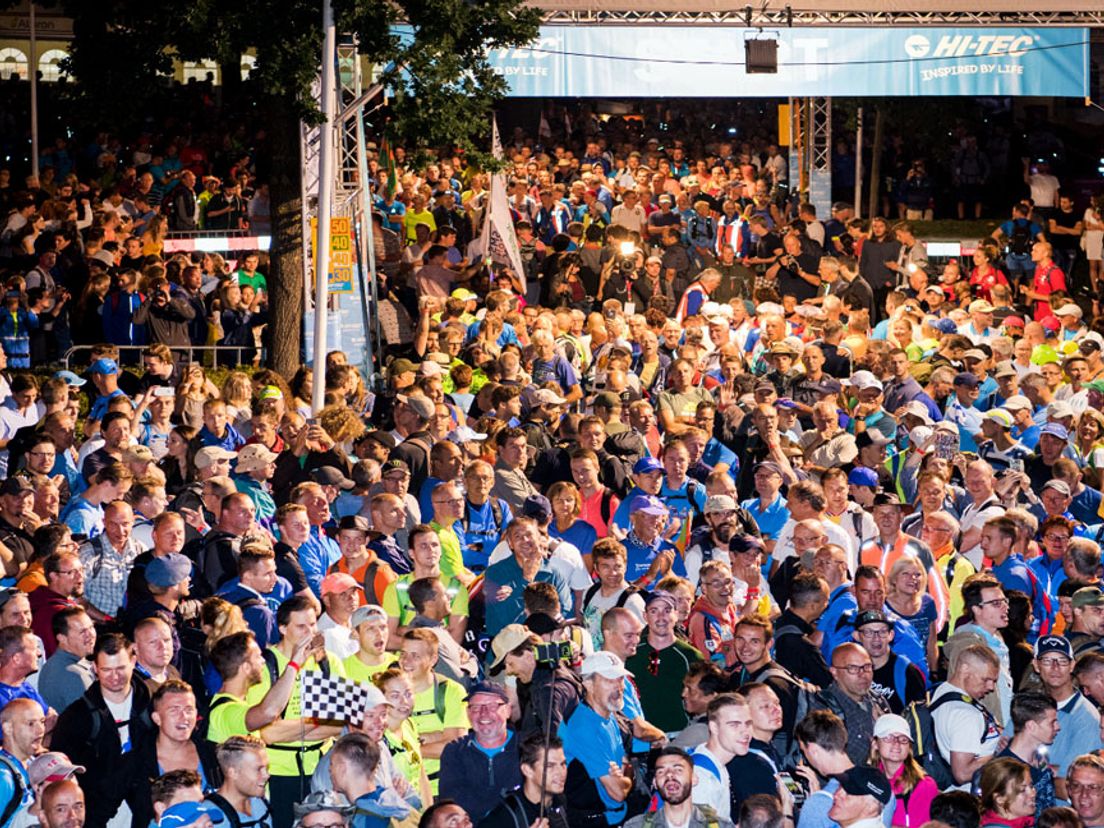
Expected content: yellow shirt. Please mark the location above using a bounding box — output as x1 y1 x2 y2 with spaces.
382 574 469 628
206 692 255 744
342 653 394 685
409 677 469 794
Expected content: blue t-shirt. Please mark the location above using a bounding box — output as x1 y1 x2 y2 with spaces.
530 355 578 396
297 526 342 596
0 683 48 715
458 499 512 571
622 532 682 586
559 704 627 825
550 520 597 557
740 495 789 540
0 749 31 828
60 496 104 540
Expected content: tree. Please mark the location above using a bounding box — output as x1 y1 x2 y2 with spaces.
52 0 541 375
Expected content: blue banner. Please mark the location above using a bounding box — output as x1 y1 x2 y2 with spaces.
487 26 1089 98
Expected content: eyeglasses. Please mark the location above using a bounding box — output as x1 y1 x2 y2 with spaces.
1036 657 1071 668
1068 782 1104 796
838 663 874 675
467 702 507 715
979 597 1009 608
921 525 952 534
57 569 82 577
1044 534 1071 543
857 628 889 638
703 579 735 589
28 451 55 459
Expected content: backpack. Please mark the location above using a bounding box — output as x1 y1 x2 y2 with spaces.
1008 219 1034 256
0 753 26 828
204 793 271 828
757 666 822 733
581 582 644 616
904 689 994 790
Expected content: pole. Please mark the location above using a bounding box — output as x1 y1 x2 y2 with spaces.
354 105 380 386
29 0 38 179
312 0 337 415
854 106 863 219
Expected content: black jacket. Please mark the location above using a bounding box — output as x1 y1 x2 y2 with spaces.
51 677 156 828
126 732 222 828
772 609 833 689
438 732 523 823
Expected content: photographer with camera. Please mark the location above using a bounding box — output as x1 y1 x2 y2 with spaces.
487 623 584 743
133 276 196 347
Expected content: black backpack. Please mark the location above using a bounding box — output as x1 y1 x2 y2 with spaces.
904 689 993 790
1008 219 1034 256
0 753 26 828
204 792 271 828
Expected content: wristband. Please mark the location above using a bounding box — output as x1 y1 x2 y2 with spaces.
288 660 302 673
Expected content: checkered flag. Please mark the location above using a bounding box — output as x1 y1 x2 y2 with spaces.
300 672 373 726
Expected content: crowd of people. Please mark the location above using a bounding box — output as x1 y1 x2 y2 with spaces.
1 121 1104 828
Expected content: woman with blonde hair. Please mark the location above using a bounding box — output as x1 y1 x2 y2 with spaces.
199 597 249 695
220 371 254 428
979 757 1036 828
885 555 939 675
142 214 168 256
868 714 939 828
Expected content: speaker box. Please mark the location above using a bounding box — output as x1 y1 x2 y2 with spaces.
745 39 778 74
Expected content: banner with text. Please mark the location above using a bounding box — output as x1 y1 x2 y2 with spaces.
487 26 1088 98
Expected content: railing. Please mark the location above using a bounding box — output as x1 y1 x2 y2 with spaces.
62 344 267 371
161 232 272 254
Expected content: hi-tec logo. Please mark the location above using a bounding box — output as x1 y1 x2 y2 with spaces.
903 34 1034 59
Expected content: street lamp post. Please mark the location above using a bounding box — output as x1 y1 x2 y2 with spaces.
312 0 337 415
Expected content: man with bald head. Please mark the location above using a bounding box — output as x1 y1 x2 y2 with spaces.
79 500 142 621
814 641 889 765
0 696 46 826
40 778 85 828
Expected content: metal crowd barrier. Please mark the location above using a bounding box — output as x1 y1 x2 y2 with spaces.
62 344 267 371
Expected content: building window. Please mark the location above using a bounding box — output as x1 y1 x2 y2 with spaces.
39 49 68 83
0 48 28 81
182 59 220 84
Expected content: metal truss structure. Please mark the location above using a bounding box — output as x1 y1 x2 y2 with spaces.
537 8 1104 26
299 35 383 381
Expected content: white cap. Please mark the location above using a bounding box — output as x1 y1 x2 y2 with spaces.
909 425 933 447
900 401 933 424
1048 401 1075 420
1003 395 1033 412
847 370 884 392
580 651 631 680
873 714 912 741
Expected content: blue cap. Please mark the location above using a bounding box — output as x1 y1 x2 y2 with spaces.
145 553 192 588
52 370 86 387
953 371 979 388
630 495 668 516
159 802 225 828
464 681 510 703
632 457 663 475
522 494 552 523
933 318 959 334
89 358 118 375
848 467 880 488
1040 422 1070 441
774 397 798 409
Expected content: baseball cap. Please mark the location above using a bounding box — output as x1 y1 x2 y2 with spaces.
1040 422 1070 441
152 385 176 399
580 651 632 680
464 682 510 704
419 361 444 378
1002 395 1032 412
645 591 679 612
704 495 737 514
754 460 785 476
908 426 933 448
89 358 118 375
1073 587 1104 609
194 446 235 470
872 714 912 741
381 458 410 476
1002 315 1026 329
258 385 284 401
531 388 567 407
983 409 1013 429
848 467 880 489
846 370 883 391
522 494 553 523
0 477 33 497
729 534 765 556
953 371 980 388
993 361 1017 379
451 288 479 302
632 456 663 475
900 401 933 424
52 370 86 387
593 391 622 410
1042 480 1071 497
311 466 355 490
389 358 419 376
27 753 85 787
835 766 893 806
774 397 798 410
320 573 359 597
631 494 668 516
933 318 959 334
159 801 226 828
1055 303 1083 319
448 426 487 444
1048 401 1075 421
337 515 371 533
856 431 892 450
235 444 278 473
1033 634 1074 660
1080 332 1104 352
350 604 388 628
968 299 995 314
396 394 435 421
359 684 389 711
963 349 987 363
488 624 533 674
146 554 191 589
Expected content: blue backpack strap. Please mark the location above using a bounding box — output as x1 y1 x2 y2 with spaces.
893 656 910 707
691 750 721 780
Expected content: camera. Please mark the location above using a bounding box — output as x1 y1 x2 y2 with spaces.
534 640 572 666
777 772 808 809
617 241 639 276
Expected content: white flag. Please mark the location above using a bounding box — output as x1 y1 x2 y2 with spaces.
477 117 527 291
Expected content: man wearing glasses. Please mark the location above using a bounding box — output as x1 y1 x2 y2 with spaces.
851 610 925 715
956 574 1014 728
813 641 888 765
1068 754 1104 828
437 682 521 823
1032 635 1100 805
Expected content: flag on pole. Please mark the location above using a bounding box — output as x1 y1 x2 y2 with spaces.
300 672 375 725
475 116 527 292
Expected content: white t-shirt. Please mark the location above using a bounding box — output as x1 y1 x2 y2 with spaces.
104 693 135 828
689 744 732 821
1027 173 1060 208
581 586 646 648
931 681 1002 790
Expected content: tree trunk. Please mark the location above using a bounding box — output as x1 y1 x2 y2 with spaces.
867 104 884 220
266 101 305 376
